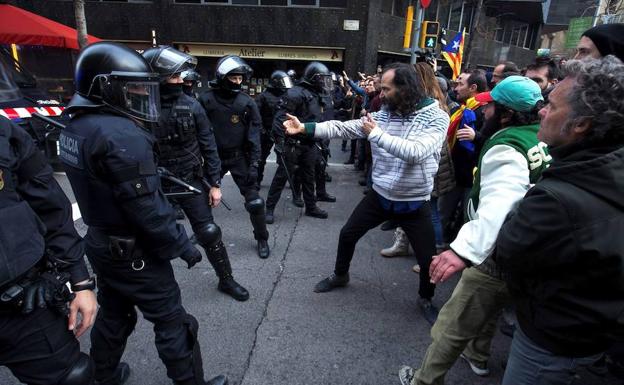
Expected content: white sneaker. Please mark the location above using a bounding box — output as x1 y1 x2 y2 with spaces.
380 227 411 257
460 353 490 376
398 365 416 385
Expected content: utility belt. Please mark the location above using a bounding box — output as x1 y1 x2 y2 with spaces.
0 261 74 315
285 138 314 147
90 228 146 271
218 147 246 160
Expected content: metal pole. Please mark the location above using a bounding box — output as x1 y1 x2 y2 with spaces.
464 0 484 70
410 3 424 64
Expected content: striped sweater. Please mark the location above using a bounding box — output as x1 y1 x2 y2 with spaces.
313 101 449 201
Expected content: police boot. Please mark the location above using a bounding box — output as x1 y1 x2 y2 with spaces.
292 186 304 207
380 227 412 257
245 198 271 259
257 239 270 259
95 362 130 385
316 192 336 202
265 208 275 224
206 242 249 302
305 205 328 219
175 375 228 385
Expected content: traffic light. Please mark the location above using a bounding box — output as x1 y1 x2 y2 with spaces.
419 21 440 49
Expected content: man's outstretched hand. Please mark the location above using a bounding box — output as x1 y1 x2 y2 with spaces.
283 113 305 135
429 249 467 284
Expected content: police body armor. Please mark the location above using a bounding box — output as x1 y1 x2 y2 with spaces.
59 114 151 230
201 90 249 152
258 90 282 135
287 86 324 145
0 124 46 288
156 95 201 178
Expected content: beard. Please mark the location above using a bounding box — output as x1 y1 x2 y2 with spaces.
381 93 401 112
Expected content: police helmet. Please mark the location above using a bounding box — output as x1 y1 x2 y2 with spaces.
143 46 197 83
286 69 297 80
182 69 201 83
0 55 22 103
66 42 161 122
301 62 333 94
215 55 252 92
268 70 293 90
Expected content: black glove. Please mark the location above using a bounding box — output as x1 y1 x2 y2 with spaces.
181 247 202 269
21 271 75 315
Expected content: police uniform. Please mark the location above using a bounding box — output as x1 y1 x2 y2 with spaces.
254 87 284 185
0 116 93 385
199 88 270 247
266 83 327 216
156 90 249 301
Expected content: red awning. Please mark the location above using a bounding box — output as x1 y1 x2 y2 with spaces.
0 4 101 50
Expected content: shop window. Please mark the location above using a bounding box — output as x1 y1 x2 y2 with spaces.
319 0 346 7
233 0 259 4
261 0 287 4
291 0 316 5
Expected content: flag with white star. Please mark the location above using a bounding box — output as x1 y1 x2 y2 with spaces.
441 29 465 80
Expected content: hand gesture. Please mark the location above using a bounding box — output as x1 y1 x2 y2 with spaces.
429 249 467 284
283 113 305 135
342 71 350 82
361 113 377 136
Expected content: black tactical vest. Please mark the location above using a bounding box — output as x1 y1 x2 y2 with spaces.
258 90 282 131
0 123 45 288
201 90 249 151
155 97 201 176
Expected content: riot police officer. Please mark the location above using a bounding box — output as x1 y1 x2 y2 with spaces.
199 55 270 259
265 61 333 223
182 68 201 98
254 70 293 185
59 42 227 385
143 46 249 302
0 56 98 385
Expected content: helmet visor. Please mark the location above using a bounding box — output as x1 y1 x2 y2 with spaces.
152 48 197 78
0 58 22 103
314 74 333 94
101 72 161 122
279 76 293 89
217 56 252 78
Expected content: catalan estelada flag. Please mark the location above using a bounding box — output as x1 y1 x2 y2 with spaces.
447 96 486 150
441 29 465 80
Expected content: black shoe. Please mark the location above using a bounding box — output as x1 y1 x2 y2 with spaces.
95 362 130 385
175 207 185 220
316 193 336 202
358 178 367 186
218 277 249 301
325 173 332 182
305 206 328 219
343 158 355 165
380 220 398 231
190 234 198 245
175 374 228 385
265 209 274 224
418 298 439 325
314 273 349 293
292 196 304 207
257 239 270 259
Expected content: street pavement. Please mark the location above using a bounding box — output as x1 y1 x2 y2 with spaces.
1 141 617 385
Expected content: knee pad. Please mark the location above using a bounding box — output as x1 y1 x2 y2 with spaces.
58 353 94 385
245 197 265 214
195 223 222 248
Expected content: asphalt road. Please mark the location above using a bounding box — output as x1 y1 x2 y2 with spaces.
1 141 617 385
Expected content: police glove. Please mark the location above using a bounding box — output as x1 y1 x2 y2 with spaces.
181 247 202 269
21 272 75 315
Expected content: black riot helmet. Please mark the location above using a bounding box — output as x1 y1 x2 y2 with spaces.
286 69 297 80
301 62 333 94
0 54 21 103
142 46 197 83
268 70 293 90
66 42 161 122
181 69 201 83
214 55 253 93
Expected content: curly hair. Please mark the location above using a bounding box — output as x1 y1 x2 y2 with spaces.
562 56 624 144
382 62 426 115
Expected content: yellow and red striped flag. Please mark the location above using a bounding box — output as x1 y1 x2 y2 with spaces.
441 29 465 80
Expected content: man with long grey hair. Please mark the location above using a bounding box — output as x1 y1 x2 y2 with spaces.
496 55 624 384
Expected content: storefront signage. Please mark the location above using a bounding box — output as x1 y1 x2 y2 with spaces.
177 43 344 62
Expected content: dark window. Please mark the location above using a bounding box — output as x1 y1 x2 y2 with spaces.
203 0 228 2
319 0 346 7
174 0 202 2
291 0 316 5
261 0 287 4
392 0 409 17
233 0 258 4
381 0 393 14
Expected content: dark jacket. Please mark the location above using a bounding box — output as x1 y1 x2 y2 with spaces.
496 140 624 357
450 104 485 188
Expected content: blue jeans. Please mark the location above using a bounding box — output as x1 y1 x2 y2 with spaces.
430 197 442 245
502 327 602 385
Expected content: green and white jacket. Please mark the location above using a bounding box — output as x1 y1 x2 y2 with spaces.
450 124 551 268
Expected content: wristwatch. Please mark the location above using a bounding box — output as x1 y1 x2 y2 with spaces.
71 276 96 292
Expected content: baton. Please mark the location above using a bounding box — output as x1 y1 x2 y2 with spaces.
157 168 202 195
276 149 296 193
